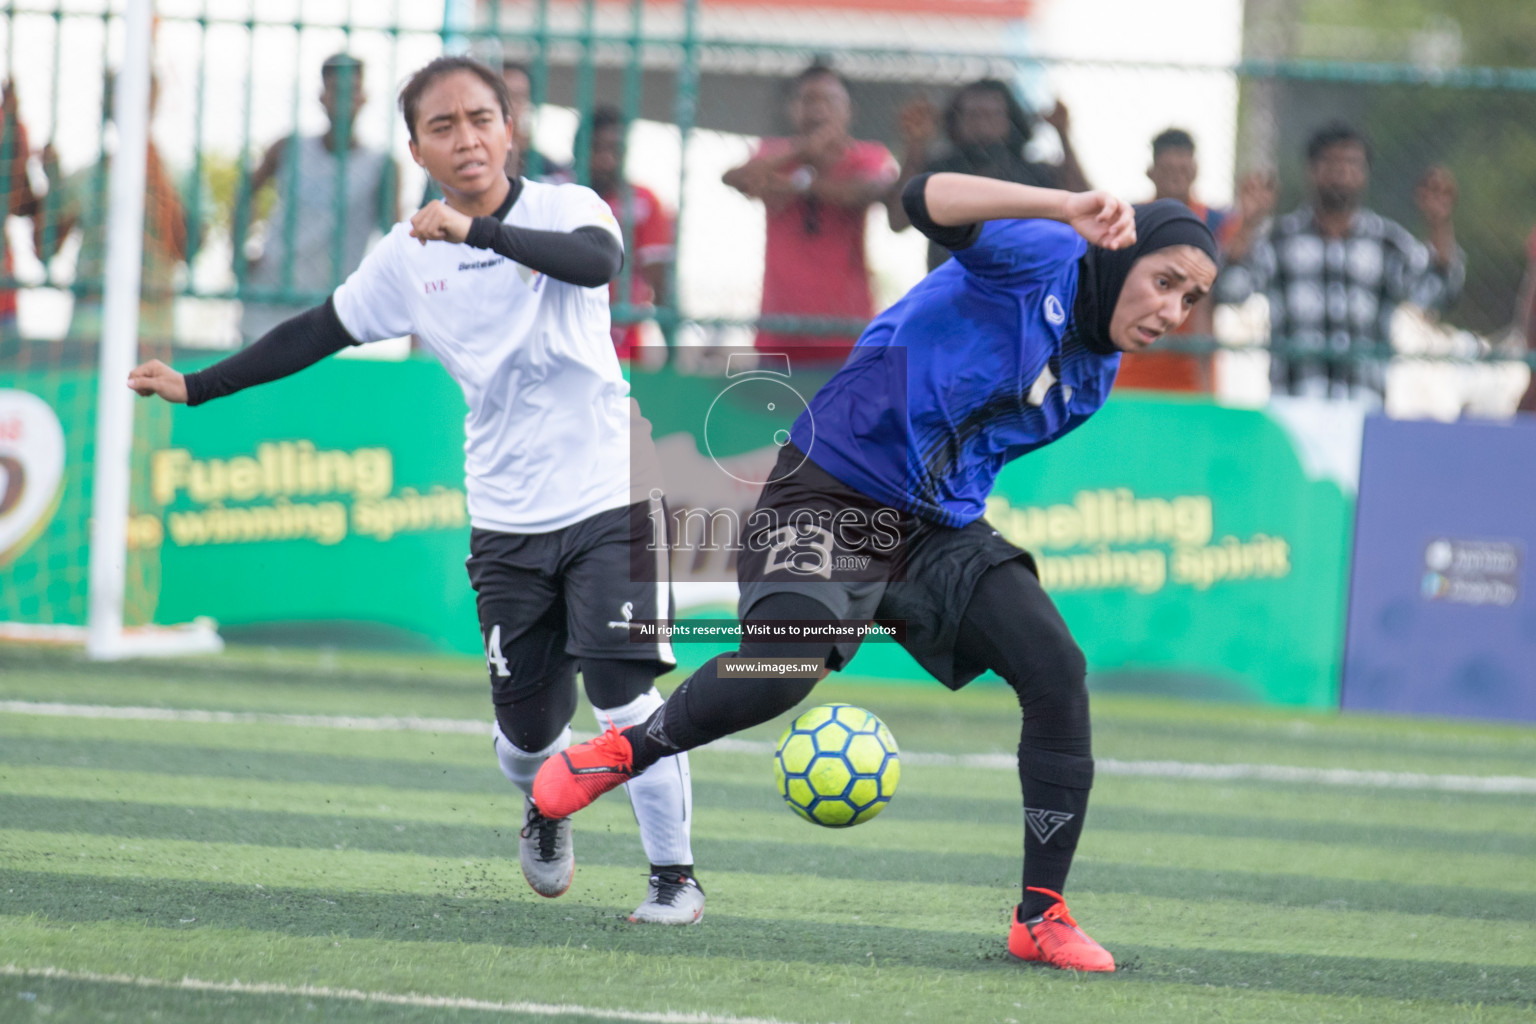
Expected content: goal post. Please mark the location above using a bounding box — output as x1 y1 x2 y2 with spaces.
82 0 150 660
84 0 220 660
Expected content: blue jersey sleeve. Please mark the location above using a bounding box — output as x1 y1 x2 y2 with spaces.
952 219 1087 288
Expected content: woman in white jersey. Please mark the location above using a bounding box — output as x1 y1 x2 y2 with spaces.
128 56 705 925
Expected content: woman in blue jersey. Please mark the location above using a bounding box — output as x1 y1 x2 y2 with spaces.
537 172 1219 970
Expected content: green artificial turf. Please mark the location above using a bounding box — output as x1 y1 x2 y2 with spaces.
1 644 1532 1024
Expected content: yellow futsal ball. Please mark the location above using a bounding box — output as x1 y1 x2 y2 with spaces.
773 703 900 827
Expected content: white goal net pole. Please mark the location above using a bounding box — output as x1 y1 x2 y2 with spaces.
85 0 153 661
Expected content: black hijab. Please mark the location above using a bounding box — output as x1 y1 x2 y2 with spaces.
1074 199 1219 355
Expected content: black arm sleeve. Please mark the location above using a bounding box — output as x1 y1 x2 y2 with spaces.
902 173 983 252
184 297 357 407
463 219 624 288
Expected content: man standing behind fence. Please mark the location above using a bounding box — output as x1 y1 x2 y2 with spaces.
501 60 572 183
37 72 186 345
239 54 398 344
1116 128 1229 393
583 105 672 360
1216 122 1463 405
723 62 895 362
888 79 1089 273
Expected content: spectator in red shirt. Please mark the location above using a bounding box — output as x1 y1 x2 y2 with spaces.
584 105 673 360
723 63 896 362
1117 128 1232 393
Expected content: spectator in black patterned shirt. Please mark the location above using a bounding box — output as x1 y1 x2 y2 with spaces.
1216 122 1463 405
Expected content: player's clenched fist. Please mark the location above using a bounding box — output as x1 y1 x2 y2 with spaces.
409 199 473 245
1063 190 1136 251
127 359 188 403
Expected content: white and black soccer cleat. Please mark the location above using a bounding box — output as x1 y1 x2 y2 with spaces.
519 796 574 898
628 870 705 925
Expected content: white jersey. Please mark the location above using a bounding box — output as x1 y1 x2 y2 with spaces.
333 179 638 534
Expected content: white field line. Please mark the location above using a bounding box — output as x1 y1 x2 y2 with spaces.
3 699 1535 796
0 965 810 1024
0 700 492 735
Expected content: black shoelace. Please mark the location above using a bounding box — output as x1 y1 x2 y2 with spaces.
521 804 562 862
650 872 692 906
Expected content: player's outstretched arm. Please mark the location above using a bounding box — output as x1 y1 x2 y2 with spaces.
913 173 1135 250
128 298 357 407
128 360 188 403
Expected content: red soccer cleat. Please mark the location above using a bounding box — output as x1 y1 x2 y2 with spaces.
532 726 636 818
1007 887 1116 972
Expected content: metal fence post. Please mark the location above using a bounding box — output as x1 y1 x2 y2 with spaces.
666 0 700 352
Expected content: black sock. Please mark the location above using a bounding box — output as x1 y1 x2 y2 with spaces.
1018 748 1094 919
949 559 1097 923
622 718 672 773
650 863 700 888
623 648 823 772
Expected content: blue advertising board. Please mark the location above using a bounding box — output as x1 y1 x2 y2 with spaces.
1342 416 1536 721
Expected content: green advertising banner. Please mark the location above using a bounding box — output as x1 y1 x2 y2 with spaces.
634 369 1354 708
0 357 483 653
152 358 480 653
982 397 1353 707
3 359 1353 708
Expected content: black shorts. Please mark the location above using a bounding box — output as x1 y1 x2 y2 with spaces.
466 497 675 706
737 444 1034 689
